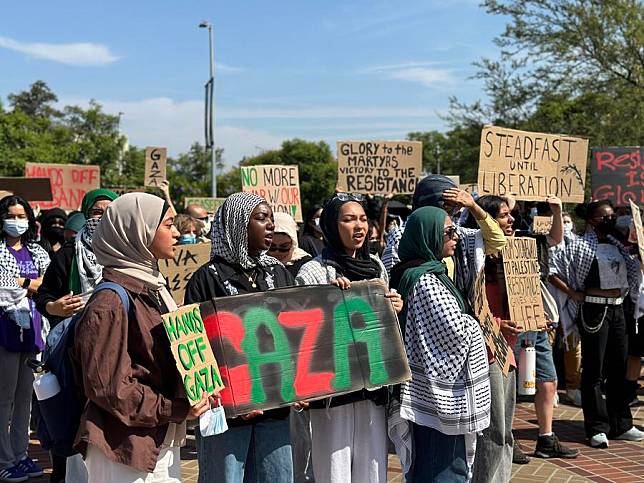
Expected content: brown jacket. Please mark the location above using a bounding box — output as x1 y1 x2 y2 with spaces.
72 269 190 472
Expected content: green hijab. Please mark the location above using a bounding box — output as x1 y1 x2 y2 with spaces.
397 206 467 314
80 189 118 218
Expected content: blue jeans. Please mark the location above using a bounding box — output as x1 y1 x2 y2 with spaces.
406 423 468 483
196 418 293 483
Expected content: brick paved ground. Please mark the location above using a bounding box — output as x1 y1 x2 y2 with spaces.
26 389 644 482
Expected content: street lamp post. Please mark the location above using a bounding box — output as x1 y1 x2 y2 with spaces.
199 21 216 198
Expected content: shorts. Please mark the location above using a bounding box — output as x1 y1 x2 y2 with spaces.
513 331 558 383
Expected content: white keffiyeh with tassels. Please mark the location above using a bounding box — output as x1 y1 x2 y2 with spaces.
0 240 50 309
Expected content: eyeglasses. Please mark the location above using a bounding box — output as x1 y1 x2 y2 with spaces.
593 214 616 222
335 193 364 202
268 245 292 253
443 226 459 240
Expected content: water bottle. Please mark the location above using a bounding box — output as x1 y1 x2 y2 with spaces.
518 340 536 396
33 372 61 401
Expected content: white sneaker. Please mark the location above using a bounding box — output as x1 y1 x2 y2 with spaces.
590 433 609 448
553 392 559 408
615 427 644 442
566 389 582 407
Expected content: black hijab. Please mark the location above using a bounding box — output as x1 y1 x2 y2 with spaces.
320 195 380 281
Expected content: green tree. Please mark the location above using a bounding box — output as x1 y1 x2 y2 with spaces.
234 139 338 212
167 142 224 205
8 80 62 119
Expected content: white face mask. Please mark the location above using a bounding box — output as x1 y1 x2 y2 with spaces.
199 405 228 437
563 223 573 237
3 219 29 238
201 220 212 237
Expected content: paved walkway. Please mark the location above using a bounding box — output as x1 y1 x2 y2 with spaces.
26 390 644 482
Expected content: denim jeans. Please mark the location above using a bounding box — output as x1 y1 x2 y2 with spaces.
406 423 468 483
196 417 293 483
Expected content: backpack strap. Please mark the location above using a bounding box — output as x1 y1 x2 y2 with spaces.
92 281 133 318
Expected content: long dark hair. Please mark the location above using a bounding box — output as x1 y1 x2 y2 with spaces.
0 195 38 244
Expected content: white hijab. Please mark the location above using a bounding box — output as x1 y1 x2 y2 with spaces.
92 193 177 311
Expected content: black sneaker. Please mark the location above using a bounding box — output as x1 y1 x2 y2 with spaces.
512 444 530 464
533 433 580 459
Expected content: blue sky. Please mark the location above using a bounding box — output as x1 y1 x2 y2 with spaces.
0 0 506 167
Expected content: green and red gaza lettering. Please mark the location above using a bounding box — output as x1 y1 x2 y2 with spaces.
203 296 389 406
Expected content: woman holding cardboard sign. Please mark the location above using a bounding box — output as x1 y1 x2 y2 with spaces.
295 193 403 483
551 200 643 448
185 192 297 483
72 193 212 482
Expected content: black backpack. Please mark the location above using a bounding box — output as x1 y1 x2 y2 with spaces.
36 282 132 457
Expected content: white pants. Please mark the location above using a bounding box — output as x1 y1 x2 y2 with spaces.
310 399 387 483
85 445 181 483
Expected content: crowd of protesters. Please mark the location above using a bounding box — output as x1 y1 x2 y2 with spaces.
0 172 642 483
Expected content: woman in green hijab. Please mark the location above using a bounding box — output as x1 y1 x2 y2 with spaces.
392 206 491 482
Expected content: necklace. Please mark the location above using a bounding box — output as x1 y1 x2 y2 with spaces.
242 268 258 288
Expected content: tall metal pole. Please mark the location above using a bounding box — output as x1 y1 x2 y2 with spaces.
200 21 216 197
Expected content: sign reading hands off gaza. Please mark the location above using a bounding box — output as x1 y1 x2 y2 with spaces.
336 141 422 195
478 126 588 203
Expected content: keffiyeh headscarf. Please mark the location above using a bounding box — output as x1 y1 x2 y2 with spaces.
69 189 118 294
92 193 177 311
210 192 280 269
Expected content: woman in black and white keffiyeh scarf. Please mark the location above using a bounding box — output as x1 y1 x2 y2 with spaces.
184 192 297 483
550 200 642 447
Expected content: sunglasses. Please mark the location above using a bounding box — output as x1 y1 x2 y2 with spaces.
593 214 616 222
444 226 459 240
268 245 292 253
335 193 364 202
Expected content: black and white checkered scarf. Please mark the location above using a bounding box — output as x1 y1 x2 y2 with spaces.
0 239 50 308
554 229 640 321
210 192 280 270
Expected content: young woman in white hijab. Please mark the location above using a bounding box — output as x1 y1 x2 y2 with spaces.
72 193 213 482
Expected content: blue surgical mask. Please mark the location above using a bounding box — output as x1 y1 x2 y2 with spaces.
179 234 197 245
3 219 29 238
563 223 573 237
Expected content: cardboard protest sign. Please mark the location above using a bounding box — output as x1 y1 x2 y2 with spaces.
25 163 100 210
159 243 211 305
629 200 644 265
162 304 224 405
240 165 302 222
336 141 421 195
461 183 478 195
501 237 547 331
532 216 553 236
184 197 226 213
144 147 167 187
478 126 588 203
591 147 643 205
473 269 511 375
200 280 411 417
0 178 53 202
447 175 460 186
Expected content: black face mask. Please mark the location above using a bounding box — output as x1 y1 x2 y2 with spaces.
44 226 65 243
597 218 617 233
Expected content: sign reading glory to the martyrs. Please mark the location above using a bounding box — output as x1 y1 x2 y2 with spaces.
501 237 548 331
162 304 224 405
336 140 422 195
478 126 588 203
144 147 167 187
241 165 302 222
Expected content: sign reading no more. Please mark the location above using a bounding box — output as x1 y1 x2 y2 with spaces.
241 165 302 222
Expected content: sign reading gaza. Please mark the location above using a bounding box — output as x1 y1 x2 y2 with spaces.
196 280 411 417
241 165 302 222
591 147 643 205
336 141 421 195
478 126 588 203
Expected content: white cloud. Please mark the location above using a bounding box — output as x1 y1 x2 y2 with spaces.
0 35 119 66
215 62 243 73
360 61 453 88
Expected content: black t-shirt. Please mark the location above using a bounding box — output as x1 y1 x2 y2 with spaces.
184 256 295 425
